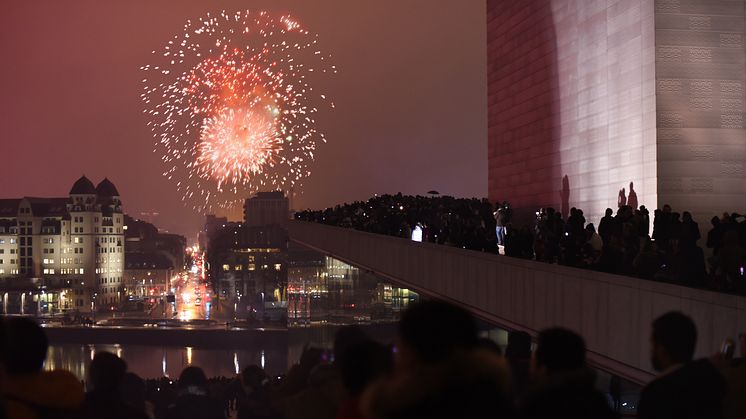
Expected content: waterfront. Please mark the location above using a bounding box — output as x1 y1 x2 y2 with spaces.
43 251 413 381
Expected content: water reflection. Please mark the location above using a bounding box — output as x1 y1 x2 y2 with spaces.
287 255 417 326
46 253 416 380
46 344 286 381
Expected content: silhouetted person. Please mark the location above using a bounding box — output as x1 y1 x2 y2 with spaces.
670 212 682 243
639 205 650 237
634 238 660 279
680 211 700 247
598 208 614 245
638 312 726 419
362 300 511 419
721 333 746 419
0 317 84 419
520 328 615 419
707 216 725 255
585 223 602 254
653 205 673 250
718 231 746 290
505 330 532 402
628 182 638 209
674 240 707 287
121 372 154 419
83 352 148 419
336 340 394 419
278 325 363 419
166 367 224 419
236 365 274 419
494 203 509 246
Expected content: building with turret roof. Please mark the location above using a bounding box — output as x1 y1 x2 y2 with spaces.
0 176 125 313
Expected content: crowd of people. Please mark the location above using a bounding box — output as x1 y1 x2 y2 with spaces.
1 303 745 418
295 194 746 293
294 194 500 253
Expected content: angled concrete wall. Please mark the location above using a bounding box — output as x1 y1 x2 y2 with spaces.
289 221 746 384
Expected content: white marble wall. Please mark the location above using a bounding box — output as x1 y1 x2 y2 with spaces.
488 0 657 225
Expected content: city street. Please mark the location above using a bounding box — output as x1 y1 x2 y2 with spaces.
173 272 211 321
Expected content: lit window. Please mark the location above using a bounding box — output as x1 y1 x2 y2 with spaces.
10 239 16 244
222 264 230 271
274 263 282 271
235 265 242 271
248 264 256 271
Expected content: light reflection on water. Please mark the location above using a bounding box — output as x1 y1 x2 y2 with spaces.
46 344 286 381
45 255 413 381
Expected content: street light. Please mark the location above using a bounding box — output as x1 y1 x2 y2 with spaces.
92 293 97 323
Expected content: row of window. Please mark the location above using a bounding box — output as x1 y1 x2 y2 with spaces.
95 265 123 272
222 263 282 271
98 277 121 284
0 269 19 275
96 247 123 254
0 249 17 254
0 258 93 267
43 248 55 254
73 216 122 224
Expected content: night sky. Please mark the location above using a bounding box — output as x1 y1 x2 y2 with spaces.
0 1 486 241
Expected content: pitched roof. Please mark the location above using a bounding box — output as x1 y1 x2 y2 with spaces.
25 197 70 217
0 199 20 217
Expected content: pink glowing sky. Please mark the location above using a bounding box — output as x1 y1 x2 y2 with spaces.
0 1 486 240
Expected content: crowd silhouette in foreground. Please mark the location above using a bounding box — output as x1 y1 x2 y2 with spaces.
1 304 746 418
295 194 746 293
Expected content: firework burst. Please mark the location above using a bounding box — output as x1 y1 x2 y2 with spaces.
141 11 335 212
